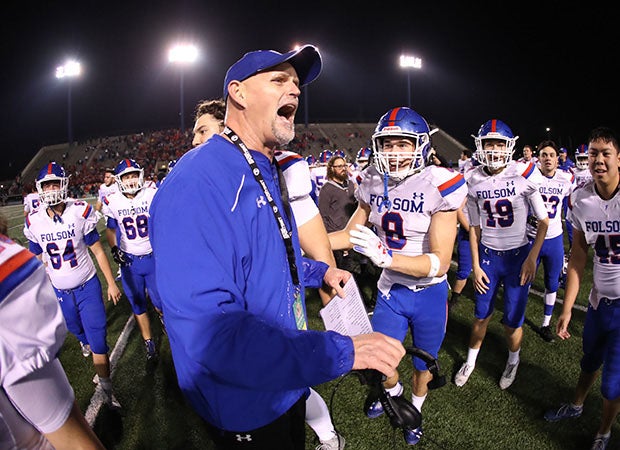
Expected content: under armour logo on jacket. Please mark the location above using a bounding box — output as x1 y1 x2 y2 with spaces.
482 259 490 266
256 196 267 208
235 434 253 442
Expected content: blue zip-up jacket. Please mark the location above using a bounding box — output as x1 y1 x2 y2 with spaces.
149 135 354 431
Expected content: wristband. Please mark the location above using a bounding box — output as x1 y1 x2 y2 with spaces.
427 253 440 278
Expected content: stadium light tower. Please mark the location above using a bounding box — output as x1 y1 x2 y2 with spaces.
399 54 422 108
168 44 199 132
55 59 82 146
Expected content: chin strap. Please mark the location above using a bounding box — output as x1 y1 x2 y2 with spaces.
378 172 391 212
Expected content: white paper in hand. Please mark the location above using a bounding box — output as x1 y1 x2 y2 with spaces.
319 277 373 336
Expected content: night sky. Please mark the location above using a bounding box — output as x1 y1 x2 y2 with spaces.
1 1 617 180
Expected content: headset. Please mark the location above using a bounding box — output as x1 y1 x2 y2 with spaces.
353 346 446 432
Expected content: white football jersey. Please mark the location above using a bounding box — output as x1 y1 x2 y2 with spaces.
567 180 620 307
573 167 593 188
23 192 40 215
458 158 474 174
357 165 467 294
275 150 318 227
466 161 547 251
97 182 119 204
101 186 157 256
517 156 539 166
310 165 328 199
23 199 99 290
0 237 71 445
526 168 574 239
0 237 67 386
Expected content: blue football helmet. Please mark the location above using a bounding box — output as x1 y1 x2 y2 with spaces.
114 159 144 194
334 149 346 159
575 144 589 170
372 107 432 180
356 147 372 166
318 149 333 165
472 119 518 170
36 162 69 206
168 159 177 173
305 154 317 167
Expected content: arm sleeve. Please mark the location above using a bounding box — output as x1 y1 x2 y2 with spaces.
28 240 43 255
291 195 319 227
1 262 67 387
3 359 74 434
302 258 329 289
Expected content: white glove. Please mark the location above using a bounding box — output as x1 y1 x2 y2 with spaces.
349 224 393 268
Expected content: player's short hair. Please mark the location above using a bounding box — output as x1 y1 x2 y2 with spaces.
536 140 558 155
588 126 619 152
195 99 225 123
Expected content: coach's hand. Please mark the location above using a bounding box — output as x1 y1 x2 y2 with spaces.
350 224 392 268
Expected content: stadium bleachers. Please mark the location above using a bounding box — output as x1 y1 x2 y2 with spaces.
3 122 468 206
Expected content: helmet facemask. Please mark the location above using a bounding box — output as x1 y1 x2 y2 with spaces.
36 176 69 207
575 155 589 170
116 169 144 195
474 137 516 170
373 134 430 181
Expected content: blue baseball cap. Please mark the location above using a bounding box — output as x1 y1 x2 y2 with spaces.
223 44 322 99
558 147 567 154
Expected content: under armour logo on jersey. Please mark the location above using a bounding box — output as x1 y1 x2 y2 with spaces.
256 196 267 208
482 259 490 266
506 180 515 187
235 434 253 442
411 192 425 200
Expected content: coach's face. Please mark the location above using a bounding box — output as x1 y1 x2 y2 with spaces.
239 63 300 148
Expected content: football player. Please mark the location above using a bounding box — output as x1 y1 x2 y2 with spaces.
101 159 160 361
192 98 225 147
1 215 106 450
350 147 372 184
455 119 549 390
544 126 620 450
310 149 333 202
23 187 40 217
573 144 593 187
95 168 118 214
329 106 467 445
517 144 538 165
526 140 574 342
23 162 122 409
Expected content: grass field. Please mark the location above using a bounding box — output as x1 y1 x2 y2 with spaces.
2 201 612 450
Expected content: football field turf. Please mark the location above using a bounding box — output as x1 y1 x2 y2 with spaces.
2 202 612 449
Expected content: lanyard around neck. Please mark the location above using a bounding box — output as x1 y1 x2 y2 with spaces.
223 127 299 285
